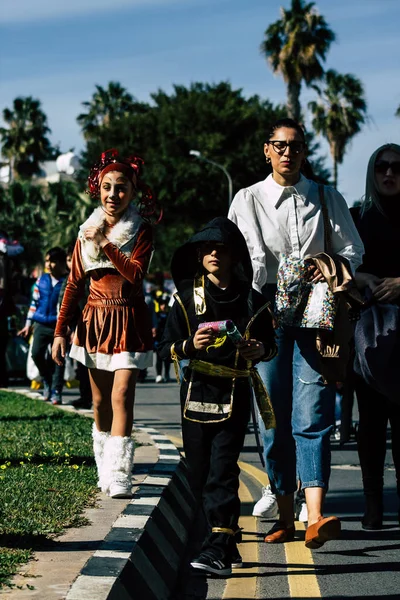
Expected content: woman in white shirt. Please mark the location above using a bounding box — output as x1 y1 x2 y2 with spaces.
228 118 364 549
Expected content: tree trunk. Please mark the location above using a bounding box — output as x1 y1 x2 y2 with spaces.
333 157 338 189
10 156 16 183
329 140 338 189
286 81 301 122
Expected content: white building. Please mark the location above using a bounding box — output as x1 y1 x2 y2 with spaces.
0 152 81 184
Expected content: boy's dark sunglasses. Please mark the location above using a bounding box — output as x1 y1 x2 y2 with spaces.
374 160 400 175
202 242 229 253
268 140 305 155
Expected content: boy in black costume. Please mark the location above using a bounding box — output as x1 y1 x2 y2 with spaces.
158 218 276 576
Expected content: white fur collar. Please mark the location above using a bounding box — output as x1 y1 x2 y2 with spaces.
79 204 143 272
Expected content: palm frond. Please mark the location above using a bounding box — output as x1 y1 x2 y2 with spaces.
308 69 367 181
260 0 335 118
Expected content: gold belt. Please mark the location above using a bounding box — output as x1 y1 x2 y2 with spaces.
187 359 276 429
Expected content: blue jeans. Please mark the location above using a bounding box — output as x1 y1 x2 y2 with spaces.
257 326 335 496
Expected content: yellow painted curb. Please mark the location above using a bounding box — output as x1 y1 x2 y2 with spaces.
223 479 259 599
167 435 321 598
238 460 270 488
285 523 321 598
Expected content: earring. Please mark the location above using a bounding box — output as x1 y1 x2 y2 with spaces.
265 157 271 164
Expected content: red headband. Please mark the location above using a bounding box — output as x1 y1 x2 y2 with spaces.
99 162 137 186
88 149 143 199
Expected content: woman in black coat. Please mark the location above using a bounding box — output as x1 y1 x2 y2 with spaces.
354 143 400 529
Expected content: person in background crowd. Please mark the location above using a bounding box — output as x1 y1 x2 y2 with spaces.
228 117 364 548
52 149 155 499
0 231 24 386
353 143 400 530
137 284 157 383
18 247 67 404
154 294 171 383
57 244 92 408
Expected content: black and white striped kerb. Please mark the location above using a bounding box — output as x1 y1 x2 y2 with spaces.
66 426 195 600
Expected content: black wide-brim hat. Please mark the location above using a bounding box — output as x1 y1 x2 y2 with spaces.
171 217 253 290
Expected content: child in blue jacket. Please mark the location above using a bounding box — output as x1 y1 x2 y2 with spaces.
19 247 67 404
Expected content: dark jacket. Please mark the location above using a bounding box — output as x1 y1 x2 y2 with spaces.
354 289 400 405
155 311 169 344
352 203 400 402
158 217 276 423
0 253 15 319
355 203 400 282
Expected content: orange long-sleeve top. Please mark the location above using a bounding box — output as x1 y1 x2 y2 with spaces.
55 223 153 339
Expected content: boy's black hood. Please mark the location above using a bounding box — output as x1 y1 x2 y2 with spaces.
171 217 253 290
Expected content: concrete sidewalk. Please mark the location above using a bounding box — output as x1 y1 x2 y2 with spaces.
2 389 195 600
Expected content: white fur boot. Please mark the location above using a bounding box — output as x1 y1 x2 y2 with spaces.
102 435 135 498
92 423 110 489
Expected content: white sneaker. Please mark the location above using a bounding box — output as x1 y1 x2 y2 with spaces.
252 485 279 518
155 375 163 383
297 502 308 522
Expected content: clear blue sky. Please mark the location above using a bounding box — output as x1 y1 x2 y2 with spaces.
1 0 399 204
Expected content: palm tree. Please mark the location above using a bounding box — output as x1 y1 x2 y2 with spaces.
0 97 54 181
77 82 137 140
308 69 367 188
260 0 335 121
396 105 400 118
43 181 94 249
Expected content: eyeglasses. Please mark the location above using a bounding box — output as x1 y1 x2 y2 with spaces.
374 160 400 176
201 242 228 253
268 140 305 155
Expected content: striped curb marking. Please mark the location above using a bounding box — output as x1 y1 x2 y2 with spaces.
66 425 196 600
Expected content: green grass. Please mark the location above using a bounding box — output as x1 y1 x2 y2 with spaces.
0 391 98 589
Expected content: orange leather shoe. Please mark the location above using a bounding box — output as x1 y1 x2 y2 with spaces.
264 522 295 543
305 516 341 549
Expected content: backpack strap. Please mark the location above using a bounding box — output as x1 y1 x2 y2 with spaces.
319 184 333 255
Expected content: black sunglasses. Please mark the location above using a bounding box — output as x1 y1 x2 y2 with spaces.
267 140 305 155
201 242 229 252
374 160 400 175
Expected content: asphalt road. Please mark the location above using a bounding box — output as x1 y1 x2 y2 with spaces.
133 371 400 600
11 369 399 599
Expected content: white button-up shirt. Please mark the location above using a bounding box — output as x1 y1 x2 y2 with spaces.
228 174 364 293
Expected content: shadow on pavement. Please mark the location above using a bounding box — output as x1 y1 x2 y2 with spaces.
209 597 400 600
0 533 102 552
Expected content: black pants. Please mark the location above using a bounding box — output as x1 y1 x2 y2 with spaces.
0 316 8 387
182 386 250 561
31 323 64 391
355 374 400 496
155 354 171 379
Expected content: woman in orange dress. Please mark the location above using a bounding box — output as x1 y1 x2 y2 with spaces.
53 149 155 498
